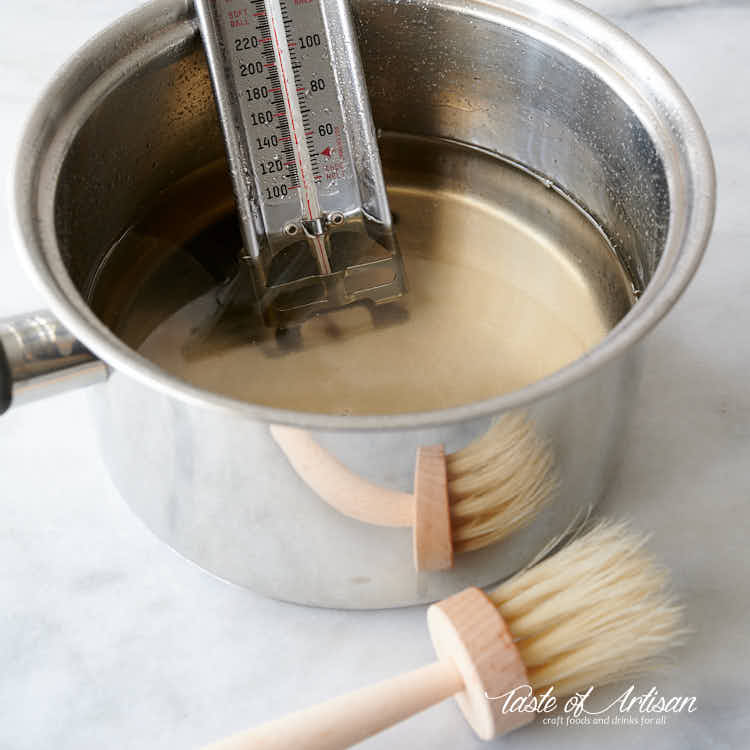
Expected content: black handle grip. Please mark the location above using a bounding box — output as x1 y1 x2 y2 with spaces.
0 339 11 415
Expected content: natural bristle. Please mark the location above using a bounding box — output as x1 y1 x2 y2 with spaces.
487 521 686 697
446 412 558 553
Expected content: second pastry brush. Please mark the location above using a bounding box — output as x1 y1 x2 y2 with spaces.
203 521 684 749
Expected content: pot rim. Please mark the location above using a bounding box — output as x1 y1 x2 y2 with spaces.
10 0 716 431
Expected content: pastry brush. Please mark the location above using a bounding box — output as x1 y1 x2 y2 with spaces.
202 521 684 749
271 411 558 571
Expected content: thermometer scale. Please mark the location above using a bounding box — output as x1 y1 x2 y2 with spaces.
194 0 407 327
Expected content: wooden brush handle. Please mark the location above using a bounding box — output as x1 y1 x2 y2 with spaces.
203 588 532 749
270 425 453 571
201 660 464 750
270 425 413 527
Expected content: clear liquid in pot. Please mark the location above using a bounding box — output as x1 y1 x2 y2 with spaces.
90 135 636 415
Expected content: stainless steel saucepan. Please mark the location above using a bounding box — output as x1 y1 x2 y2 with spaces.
1 0 714 607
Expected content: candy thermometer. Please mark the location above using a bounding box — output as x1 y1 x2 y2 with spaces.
194 0 407 327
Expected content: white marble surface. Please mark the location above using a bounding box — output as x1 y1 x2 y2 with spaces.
1 1 748 748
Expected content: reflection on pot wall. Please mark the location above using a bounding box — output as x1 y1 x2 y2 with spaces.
271 412 560 572
91 349 639 607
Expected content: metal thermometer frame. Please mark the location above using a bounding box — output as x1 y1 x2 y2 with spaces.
194 0 406 325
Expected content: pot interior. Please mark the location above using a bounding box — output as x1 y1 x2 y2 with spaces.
49 0 671 414
86 133 634 414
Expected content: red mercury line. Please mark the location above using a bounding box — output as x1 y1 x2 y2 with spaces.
269 10 311 219
267 1 327 265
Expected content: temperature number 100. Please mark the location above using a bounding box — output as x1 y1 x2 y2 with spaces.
298 33 321 49
265 185 289 199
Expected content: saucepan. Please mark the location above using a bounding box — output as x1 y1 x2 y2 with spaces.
1 0 714 607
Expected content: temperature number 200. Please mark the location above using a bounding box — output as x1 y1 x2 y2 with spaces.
240 61 263 76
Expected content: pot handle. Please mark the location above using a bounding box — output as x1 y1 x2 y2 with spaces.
0 310 108 414
0 340 11 415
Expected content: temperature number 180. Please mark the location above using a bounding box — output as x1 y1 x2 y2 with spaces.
245 86 269 102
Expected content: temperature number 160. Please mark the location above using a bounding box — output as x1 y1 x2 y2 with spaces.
249 110 274 126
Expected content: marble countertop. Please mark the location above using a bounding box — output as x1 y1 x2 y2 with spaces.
1 1 747 748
